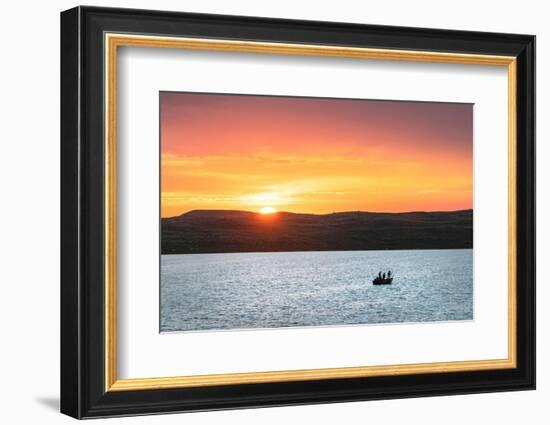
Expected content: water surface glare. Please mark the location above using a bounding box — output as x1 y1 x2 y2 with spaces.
160 249 473 332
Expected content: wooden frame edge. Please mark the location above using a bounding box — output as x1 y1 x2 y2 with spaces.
103 33 518 393
108 358 516 391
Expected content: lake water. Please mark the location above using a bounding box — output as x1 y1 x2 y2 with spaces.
160 249 473 332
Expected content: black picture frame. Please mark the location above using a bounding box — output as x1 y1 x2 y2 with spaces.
61 5 535 419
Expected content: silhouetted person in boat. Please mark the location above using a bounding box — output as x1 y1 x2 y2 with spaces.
382 272 386 279
387 270 392 279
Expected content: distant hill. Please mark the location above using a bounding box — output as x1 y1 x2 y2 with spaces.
161 209 473 255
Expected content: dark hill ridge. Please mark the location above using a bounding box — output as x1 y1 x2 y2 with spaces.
161 209 472 255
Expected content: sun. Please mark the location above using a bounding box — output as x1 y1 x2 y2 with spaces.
259 206 277 214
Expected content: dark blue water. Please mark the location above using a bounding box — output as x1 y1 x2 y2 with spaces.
160 249 473 332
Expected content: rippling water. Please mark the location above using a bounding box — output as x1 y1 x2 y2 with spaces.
160 249 472 332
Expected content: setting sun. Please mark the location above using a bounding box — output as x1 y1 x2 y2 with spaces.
260 206 277 214
160 92 473 217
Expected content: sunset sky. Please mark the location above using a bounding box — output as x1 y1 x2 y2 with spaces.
160 92 472 218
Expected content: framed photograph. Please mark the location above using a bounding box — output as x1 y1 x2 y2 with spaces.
60 6 535 419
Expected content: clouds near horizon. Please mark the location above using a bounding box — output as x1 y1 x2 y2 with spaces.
161 92 472 217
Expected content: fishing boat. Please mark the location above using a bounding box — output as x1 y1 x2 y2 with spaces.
373 271 393 285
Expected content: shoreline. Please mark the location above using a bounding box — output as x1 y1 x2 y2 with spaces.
161 247 473 256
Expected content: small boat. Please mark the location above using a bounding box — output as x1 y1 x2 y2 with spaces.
373 271 393 285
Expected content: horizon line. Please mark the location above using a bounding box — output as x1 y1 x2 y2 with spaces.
162 208 473 219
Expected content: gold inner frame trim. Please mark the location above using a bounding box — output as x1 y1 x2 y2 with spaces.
104 33 518 392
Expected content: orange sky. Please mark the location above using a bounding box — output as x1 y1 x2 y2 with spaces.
160 92 472 218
